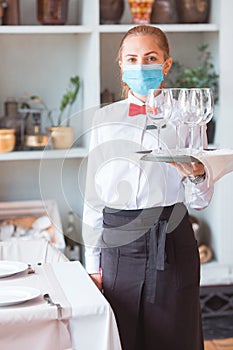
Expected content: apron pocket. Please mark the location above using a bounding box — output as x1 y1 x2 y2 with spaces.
101 247 119 291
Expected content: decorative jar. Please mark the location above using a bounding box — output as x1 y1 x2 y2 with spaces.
37 0 69 25
0 129 15 153
0 99 24 150
2 0 20 25
151 0 178 23
176 0 210 23
100 0 124 24
128 0 155 24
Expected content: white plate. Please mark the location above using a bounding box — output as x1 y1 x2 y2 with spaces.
0 261 28 278
0 286 41 306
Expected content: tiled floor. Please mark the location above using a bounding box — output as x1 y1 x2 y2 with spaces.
205 338 233 349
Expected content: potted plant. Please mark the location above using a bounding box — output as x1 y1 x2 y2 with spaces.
22 75 80 149
48 75 80 149
166 44 219 143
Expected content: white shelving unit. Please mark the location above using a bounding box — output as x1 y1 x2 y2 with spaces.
98 23 219 33
1 0 233 280
0 25 92 34
0 147 88 161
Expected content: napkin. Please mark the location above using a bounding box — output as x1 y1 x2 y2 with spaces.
136 148 233 186
194 149 233 186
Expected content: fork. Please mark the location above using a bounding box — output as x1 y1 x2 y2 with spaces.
27 264 35 274
43 293 62 319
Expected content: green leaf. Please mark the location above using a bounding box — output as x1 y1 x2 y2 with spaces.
169 44 219 104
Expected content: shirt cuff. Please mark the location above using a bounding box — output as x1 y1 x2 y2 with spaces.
188 173 206 185
84 251 101 274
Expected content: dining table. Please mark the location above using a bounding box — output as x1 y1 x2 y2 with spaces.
0 258 122 350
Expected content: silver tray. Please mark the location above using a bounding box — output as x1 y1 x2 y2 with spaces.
136 150 199 163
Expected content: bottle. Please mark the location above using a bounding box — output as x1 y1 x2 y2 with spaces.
65 211 82 261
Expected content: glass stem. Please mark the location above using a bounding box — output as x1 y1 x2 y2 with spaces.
175 124 180 151
189 125 194 152
199 124 204 152
157 126 162 152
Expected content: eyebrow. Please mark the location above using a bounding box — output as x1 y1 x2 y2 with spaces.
144 51 158 56
125 51 158 57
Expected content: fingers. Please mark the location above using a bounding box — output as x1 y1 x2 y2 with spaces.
169 161 205 177
89 273 103 291
192 162 205 176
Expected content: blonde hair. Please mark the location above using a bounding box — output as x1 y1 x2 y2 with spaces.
118 25 171 98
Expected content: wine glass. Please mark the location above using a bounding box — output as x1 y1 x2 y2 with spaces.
198 88 214 152
146 89 172 152
169 88 182 151
178 88 204 153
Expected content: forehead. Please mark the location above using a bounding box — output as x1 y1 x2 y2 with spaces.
122 35 162 55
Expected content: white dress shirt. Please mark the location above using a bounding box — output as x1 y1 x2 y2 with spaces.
83 92 214 274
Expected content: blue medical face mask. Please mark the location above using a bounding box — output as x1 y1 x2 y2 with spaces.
122 63 164 96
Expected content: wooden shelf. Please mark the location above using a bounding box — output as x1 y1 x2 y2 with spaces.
0 147 88 161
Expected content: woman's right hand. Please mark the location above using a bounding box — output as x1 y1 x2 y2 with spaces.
89 273 102 291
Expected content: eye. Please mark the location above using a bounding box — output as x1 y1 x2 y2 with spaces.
146 56 157 62
127 57 137 63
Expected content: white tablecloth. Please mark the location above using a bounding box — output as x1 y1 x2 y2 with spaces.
0 263 72 350
0 239 68 264
53 262 122 350
0 251 122 350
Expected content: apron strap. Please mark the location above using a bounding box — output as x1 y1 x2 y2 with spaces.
146 219 168 304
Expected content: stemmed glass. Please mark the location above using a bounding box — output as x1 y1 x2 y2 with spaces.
169 88 182 151
178 88 204 153
146 89 172 153
198 88 214 152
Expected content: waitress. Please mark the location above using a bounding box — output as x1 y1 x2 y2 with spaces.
83 25 214 350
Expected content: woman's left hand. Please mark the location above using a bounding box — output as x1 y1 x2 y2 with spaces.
89 273 103 291
169 161 205 178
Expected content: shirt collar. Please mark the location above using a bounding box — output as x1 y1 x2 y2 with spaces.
128 91 145 106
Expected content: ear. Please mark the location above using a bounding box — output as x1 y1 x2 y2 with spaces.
119 60 122 69
163 57 172 76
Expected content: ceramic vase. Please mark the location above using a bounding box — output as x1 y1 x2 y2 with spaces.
37 0 69 25
48 126 74 149
100 0 124 24
176 0 210 23
128 0 155 24
2 0 20 25
151 0 178 23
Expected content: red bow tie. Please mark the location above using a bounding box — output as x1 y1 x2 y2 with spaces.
128 103 146 117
